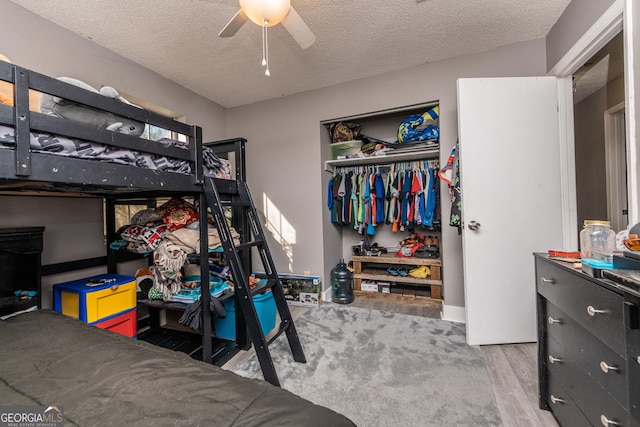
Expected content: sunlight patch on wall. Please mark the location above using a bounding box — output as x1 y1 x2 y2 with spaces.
263 193 296 271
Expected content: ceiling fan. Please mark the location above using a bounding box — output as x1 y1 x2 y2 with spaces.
219 0 316 49
218 0 316 75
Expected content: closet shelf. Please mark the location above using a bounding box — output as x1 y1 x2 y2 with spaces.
324 147 439 172
351 254 442 300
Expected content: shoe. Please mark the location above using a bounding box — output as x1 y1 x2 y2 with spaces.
415 245 439 259
409 265 431 279
397 267 408 277
370 243 387 254
387 267 399 276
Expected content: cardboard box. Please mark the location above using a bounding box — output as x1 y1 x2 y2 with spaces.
297 292 319 306
378 282 391 293
253 272 321 307
361 281 379 292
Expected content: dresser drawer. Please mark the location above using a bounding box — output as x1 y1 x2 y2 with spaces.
536 259 625 355
545 300 628 409
93 308 137 338
547 372 591 427
545 300 569 344
628 321 640 424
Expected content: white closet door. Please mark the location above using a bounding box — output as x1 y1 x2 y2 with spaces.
457 77 564 345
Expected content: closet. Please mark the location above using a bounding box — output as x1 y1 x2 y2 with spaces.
322 101 444 302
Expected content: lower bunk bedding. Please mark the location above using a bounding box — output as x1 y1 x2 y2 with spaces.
0 310 355 427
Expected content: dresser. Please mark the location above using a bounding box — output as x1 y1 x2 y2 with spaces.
535 254 640 427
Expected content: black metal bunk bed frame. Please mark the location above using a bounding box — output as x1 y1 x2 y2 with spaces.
0 61 305 384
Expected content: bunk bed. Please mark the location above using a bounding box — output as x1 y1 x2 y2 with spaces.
0 60 355 425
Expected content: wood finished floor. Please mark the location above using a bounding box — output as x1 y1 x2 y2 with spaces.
223 295 559 427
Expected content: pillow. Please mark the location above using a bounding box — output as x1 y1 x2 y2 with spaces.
120 223 167 253
130 208 162 225
156 197 199 231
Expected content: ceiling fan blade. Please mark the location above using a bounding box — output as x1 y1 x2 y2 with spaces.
218 9 248 37
281 6 316 49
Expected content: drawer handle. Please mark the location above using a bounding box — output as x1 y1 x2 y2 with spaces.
637 356 640 365
600 415 620 426
111 284 120 290
540 277 555 285
550 394 564 404
587 305 607 316
599 361 619 373
548 355 563 364
548 316 562 325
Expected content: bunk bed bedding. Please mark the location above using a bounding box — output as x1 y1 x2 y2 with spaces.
0 123 222 175
0 310 355 426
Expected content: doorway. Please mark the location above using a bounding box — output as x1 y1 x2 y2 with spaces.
572 31 626 236
604 102 628 232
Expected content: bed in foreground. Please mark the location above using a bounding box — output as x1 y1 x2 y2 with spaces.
0 310 355 426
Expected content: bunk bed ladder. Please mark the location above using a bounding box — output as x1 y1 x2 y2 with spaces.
203 177 306 387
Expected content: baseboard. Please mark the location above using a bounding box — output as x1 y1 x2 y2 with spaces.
441 304 466 323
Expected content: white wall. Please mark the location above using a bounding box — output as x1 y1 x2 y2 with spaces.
226 39 548 314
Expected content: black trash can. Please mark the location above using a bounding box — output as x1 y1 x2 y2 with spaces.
331 258 354 304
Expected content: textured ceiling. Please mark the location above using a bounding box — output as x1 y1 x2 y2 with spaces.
9 0 571 108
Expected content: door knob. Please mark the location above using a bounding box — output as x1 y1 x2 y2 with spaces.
467 220 481 231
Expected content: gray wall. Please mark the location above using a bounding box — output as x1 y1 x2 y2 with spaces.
226 39 548 312
546 0 617 71
0 0 612 318
0 2 227 308
1 2 227 141
574 73 625 236
574 87 609 228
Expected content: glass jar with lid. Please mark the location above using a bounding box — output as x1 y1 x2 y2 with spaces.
580 220 616 263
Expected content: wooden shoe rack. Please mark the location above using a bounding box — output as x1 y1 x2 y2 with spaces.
350 254 442 299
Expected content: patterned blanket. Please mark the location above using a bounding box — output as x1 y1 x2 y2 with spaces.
0 124 223 176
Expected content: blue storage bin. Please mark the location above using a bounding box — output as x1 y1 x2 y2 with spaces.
214 291 277 340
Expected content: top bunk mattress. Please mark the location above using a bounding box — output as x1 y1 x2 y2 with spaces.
0 123 223 176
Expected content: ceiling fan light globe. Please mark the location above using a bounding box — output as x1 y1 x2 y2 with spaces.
239 0 291 27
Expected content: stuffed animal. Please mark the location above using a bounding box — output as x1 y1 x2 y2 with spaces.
40 76 145 136
0 54 41 112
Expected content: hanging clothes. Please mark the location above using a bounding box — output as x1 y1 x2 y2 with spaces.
449 144 462 234
328 161 440 234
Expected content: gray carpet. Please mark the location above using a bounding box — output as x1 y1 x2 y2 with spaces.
229 303 502 426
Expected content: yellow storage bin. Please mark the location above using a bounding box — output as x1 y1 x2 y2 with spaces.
53 274 136 323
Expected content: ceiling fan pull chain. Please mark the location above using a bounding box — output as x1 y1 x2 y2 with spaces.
264 18 271 76
261 20 267 66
